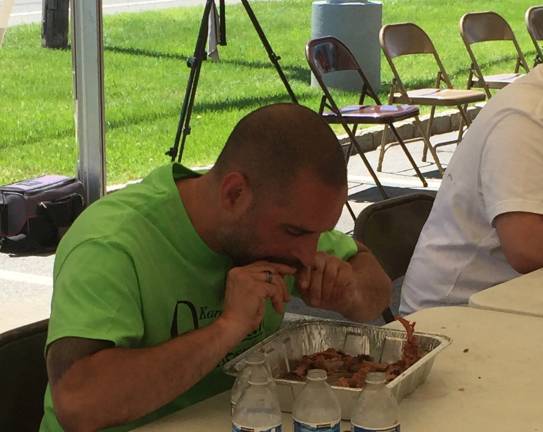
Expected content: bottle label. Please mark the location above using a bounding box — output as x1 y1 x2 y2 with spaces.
293 419 341 432
351 423 400 432
232 423 282 432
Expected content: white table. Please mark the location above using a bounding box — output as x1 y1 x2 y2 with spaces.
136 306 543 431
469 268 543 317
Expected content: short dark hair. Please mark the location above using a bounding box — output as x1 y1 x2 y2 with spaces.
212 103 347 196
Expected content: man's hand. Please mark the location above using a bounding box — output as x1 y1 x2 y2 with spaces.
48 261 295 432
297 244 391 322
220 261 296 337
296 252 355 314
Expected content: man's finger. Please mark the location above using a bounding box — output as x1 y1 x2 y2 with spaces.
309 258 325 306
266 273 290 303
282 281 290 303
262 280 286 314
268 262 297 276
297 266 311 292
336 263 353 288
322 258 339 301
256 301 264 319
249 261 297 277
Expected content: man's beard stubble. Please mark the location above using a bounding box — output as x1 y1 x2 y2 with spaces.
216 223 302 269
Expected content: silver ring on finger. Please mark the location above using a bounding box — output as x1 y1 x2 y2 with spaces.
264 270 273 284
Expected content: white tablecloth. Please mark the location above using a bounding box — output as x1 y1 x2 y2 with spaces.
136 306 543 431
469 268 543 317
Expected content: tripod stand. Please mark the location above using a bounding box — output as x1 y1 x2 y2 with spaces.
166 0 298 162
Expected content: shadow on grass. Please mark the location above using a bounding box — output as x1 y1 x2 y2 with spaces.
6 47 532 149
104 45 533 94
379 50 536 93
5 90 314 149
105 92 313 130
104 45 312 83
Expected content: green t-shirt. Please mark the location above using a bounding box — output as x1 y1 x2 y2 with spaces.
40 163 358 431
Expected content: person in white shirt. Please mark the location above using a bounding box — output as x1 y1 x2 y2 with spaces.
400 65 543 314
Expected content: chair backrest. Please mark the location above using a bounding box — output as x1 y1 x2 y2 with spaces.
460 11 515 44
526 6 543 40
526 6 543 65
0 319 49 432
379 23 453 98
353 193 435 281
306 36 380 111
460 11 530 97
379 22 436 59
306 36 360 76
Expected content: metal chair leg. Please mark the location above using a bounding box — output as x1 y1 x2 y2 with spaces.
345 200 357 222
341 123 389 200
357 147 388 200
377 124 389 172
456 110 464 145
457 104 472 128
414 116 444 176
455 103 473 145
389 124 428 188
422 106 436 162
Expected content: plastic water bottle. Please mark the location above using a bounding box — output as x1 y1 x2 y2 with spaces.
232 369 282 432
350 372 400 432
231 352 274 414
292 369 341 432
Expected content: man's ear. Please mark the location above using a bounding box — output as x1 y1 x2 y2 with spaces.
219 172 253 215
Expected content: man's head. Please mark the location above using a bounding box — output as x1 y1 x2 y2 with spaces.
210 103 347 268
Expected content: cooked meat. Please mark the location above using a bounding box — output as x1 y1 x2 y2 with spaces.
282 318 422 388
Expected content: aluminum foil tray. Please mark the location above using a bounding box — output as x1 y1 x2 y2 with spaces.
223 319 451 419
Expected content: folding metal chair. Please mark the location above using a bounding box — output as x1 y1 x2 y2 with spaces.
460 11 530 98
380 23 486 170
353 193 435 322
306 36 430 216
0 319 49 432
526 6 543 67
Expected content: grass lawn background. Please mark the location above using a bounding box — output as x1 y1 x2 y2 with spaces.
0 0 538 185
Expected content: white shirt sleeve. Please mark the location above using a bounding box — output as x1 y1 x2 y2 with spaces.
480 111 543 225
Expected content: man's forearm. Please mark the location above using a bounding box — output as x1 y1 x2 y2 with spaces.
341 247 392 322
52 317 245 432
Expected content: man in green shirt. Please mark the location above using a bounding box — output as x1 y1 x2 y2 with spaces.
41 103 391 431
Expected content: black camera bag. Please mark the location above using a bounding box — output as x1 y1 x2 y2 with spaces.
0 175 85 253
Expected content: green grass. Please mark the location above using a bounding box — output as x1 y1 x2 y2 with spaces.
0 0 538 185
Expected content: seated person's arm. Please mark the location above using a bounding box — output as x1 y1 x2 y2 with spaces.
495 211 543 274
341 240 392 321
48 320 246 431
480 112 543 276
297 234 391 322
48 244 294 431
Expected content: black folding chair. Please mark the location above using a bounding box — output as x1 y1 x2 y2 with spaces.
0 319 49 432
354 193 435 322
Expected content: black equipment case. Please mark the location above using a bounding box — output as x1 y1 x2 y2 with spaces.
0 175 85 253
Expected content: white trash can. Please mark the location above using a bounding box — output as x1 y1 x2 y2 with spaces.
311 0 382 92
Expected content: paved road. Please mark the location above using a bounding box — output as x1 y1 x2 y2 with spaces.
6 0 240 26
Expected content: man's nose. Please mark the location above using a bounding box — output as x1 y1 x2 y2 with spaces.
291 236 319 268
